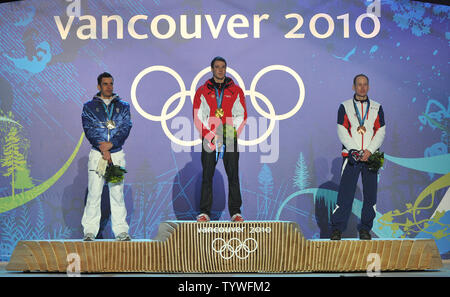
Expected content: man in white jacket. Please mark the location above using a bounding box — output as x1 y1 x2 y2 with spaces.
330 74 386 240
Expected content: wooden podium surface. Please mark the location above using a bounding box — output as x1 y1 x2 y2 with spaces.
6 221 443 273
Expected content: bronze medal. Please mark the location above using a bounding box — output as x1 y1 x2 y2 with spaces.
357 125 366 134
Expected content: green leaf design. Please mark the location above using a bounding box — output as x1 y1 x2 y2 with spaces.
0 133 85 213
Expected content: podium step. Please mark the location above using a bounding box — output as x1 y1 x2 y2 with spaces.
6 221 443 273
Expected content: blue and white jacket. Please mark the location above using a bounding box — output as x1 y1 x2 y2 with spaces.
337 95 385 157
81 93 132 153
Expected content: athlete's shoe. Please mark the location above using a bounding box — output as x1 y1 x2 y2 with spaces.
196 213 210 222
359 229 372 240
83 233 95 241
330 229 342 241
231 213 244 222
115 232 131 241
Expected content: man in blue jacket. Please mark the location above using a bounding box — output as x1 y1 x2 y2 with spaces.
81 72 132 241
330 74 386 240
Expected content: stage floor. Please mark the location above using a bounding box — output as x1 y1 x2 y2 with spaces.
1 260 449 277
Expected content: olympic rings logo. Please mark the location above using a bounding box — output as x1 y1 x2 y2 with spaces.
130 65 305 146
211 237 258 260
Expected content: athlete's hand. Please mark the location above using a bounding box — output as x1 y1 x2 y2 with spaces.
102 150 112 163
361 149 372 162
99 142 113 152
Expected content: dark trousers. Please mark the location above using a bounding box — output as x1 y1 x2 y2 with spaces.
331 158 378 232
200 139 242 217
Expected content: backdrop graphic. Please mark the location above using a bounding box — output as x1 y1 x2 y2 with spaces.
0 0 449 261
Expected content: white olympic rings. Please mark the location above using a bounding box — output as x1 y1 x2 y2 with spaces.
130 65 305 147
211 237 258 260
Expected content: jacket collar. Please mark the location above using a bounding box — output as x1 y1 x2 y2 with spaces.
93 92 120 103
206 76 233 91
353 94 369 104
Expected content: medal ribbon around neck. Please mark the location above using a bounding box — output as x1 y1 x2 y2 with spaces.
214 84 225 119
102 101 115 129
353 97 370 128
214 85 224 109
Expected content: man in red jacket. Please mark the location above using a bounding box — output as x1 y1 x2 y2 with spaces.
193 57 247 222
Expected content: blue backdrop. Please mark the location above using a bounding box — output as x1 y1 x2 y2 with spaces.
0 0 449 261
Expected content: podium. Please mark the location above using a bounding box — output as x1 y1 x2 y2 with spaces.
6 221 442 273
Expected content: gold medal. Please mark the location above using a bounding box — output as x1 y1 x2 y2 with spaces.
215 108 224 119
106 120 116 130
357 125 366 134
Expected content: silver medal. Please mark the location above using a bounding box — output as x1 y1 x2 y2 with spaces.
106 120 116 130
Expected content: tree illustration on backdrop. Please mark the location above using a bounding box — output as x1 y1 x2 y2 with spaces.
257 164 273 220
14 166 35 193
1 126 28 197
293 152 310 191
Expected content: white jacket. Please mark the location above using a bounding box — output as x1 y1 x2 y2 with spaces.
337 96 386 156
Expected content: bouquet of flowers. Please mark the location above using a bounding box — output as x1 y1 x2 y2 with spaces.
214 124 237 161
216 123 237 144
104 163 127 183
367 151 384 172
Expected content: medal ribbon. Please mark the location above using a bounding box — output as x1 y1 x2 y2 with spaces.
214 84 225 160
102 102 115 122
216 143 225 161
214 86 224 109
353 99 370 127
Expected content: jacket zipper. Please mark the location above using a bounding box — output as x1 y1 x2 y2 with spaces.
361 102 364 150
107 103 111 142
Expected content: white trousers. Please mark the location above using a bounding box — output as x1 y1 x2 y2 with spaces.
81 149 129 237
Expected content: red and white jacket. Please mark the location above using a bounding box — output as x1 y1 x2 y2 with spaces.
193 77 247 147
337 96 385 157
